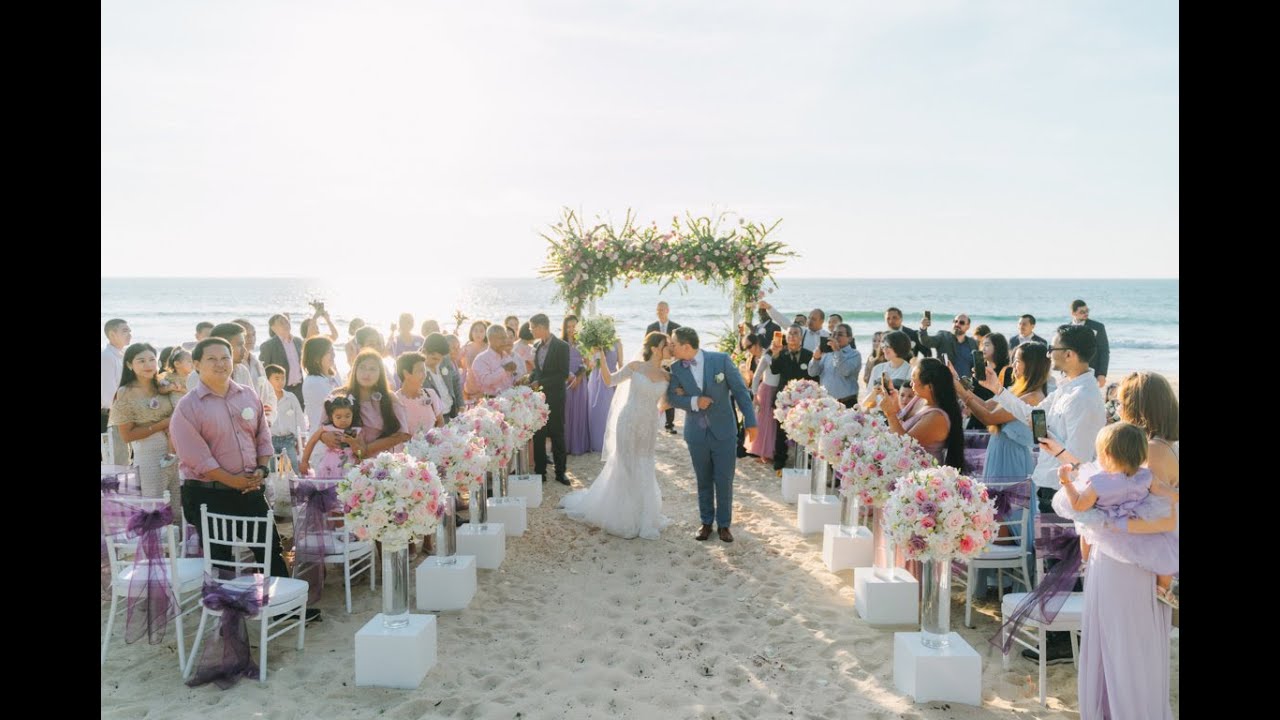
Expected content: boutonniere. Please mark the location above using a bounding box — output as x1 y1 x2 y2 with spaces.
441 367 449 377
800 363 808 370
714 372 725 384
148 397 160 410
241 407 255 421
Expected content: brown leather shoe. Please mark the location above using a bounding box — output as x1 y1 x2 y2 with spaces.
718 527 734 543
695 524 713 541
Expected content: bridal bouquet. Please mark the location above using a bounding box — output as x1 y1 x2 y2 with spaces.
455 405 516 471
338 452 447 550
815 408 889 465
779 396 844 449
498 385 549 440
773 379 826 424
405 426 488 495
882 466 997 561
575 315 619 361
835 432 936 507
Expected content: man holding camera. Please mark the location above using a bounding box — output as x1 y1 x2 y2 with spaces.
918 312 979 379
260 313 306 406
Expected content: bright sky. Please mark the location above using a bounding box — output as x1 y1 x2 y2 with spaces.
101 0 1178 279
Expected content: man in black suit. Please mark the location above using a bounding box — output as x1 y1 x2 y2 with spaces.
646 301 682 434
885 307 929 359
751 306 781 351
529 313 570 485
1070 300 1110 388
259 313 306 404
769 326 814 473
1009 314 1048 350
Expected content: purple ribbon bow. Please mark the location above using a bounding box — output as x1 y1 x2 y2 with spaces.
681 358 698 368
986 479 1032 520
186 578 269 689
101 475 121 494
291 480 339 604
990 516 1081 654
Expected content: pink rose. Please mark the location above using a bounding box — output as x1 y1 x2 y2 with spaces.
958 536 975 554
915 489 928 502
920 516 936 529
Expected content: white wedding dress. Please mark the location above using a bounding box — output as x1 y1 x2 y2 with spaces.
560 362 672 540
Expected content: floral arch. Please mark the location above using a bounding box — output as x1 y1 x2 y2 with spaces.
539 209 794 329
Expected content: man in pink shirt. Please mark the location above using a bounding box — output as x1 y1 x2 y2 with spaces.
464 324 523 398
170 337 291 580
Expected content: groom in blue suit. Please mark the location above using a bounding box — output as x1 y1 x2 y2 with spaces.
666 327 757 542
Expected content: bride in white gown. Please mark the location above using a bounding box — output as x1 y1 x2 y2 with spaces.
560 332 674 540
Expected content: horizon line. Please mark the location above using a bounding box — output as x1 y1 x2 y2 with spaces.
101 275 1179 281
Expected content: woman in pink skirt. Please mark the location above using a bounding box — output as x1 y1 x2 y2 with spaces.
749 334 780 462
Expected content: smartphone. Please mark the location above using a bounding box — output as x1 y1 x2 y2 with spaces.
1031 409 1048 443
772 330 783 345
924 310 931 321
972 353 986 383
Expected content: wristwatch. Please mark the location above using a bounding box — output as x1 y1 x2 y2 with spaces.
256 465 271 478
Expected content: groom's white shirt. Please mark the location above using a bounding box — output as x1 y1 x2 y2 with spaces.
686 348 706 411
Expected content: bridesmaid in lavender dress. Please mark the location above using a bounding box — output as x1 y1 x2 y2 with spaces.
562 316 592 455
586 338 624 453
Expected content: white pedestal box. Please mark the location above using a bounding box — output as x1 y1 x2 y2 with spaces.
796 493 841 535
506 474 543 508
781 469 808 504
415 555 477 612
354 614 437 689
854 566 920 626
486 496 527 536
822 524 874 572
892 632 982 706
456 523 505 569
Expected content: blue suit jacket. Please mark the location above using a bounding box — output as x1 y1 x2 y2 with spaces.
666 351 756 444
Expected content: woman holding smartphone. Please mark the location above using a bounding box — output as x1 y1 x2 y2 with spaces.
879 357 965 470
863 330 914 410
953 342 1049 482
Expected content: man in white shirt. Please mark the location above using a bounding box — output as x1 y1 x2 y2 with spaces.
978 322 1105 665
210 322 255 388
100 319 131 462
646 302 682 433
233 317 268 395
757 300 832 354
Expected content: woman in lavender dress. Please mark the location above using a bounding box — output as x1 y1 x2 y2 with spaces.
586 338 624 453
562 315 592 455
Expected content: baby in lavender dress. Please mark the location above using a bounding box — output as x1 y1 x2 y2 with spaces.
1054 422 1178 607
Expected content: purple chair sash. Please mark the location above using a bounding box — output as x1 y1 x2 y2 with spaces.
186 578 269 689
991 516 1081 653
102 498 177 646
963 430 991 449
291 480 339 605
986 478 1033 519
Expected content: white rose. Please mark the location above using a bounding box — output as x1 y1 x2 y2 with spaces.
442 367 449 376
241 407 255 421
800 363 808 370
715 372 725 384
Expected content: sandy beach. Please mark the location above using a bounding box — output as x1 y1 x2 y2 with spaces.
101 378 1179 719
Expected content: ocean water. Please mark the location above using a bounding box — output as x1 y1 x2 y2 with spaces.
101 277 1178 378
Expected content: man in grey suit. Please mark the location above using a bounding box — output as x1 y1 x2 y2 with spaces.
918 313 980 379
422 333 464 421
259 313 305 405
1070 300 1111 388
666 327 757 543
646 301 682 434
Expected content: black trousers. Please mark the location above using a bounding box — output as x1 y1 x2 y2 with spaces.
773 426 792 471
534 391 567 480
183 481 289 578
101 408 110 433
664 407 676 429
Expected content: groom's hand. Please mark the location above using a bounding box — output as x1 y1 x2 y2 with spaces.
745 426 757 444
697 396 713 410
